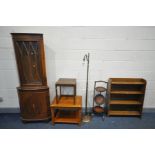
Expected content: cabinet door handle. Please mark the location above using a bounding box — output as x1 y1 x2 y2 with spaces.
33 103 35 110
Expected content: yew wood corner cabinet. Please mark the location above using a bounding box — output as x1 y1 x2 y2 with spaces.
11 33 51 122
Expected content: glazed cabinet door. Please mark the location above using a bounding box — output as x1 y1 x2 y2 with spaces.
11 34 47 87
15 41 43 86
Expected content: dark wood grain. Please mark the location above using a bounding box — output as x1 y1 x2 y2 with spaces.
55 78 76 104
56 78 76 86
11 33 51 122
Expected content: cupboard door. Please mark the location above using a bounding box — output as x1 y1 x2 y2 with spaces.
18 89 50 120
15 41 43 86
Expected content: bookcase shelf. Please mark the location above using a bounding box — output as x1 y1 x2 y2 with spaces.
107 78 146 117
109 100 141 105
110 90 144 94
108 110 141 116
111 78 146 85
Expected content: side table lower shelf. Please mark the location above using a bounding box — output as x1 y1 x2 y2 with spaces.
50 96 82 125
54 110 81 124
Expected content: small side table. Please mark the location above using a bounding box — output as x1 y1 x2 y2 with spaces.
55 78 76 104
50 96 82 125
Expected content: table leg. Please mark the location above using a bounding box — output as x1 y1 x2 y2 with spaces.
60 86 61 100
78 108 82 124
74 85 76 104
51 108 55 126
56 85 58 104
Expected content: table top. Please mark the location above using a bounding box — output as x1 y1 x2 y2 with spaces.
56 78 76 86
51 96 82 108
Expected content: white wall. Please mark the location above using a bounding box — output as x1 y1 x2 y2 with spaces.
0 26 155 108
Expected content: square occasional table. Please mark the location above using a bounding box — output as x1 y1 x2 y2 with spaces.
55 78 76 104
50 96 82 125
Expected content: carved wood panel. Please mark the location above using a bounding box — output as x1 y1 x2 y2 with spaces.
19 90 50 115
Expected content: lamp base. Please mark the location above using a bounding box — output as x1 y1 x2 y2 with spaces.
82 114 92 123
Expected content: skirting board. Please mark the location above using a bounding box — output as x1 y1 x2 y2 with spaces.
0 108 20 113
0 108 155 113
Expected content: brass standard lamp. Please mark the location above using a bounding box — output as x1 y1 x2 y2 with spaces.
82 53 92 122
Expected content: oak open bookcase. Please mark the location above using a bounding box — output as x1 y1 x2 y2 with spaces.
107 78 146 117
